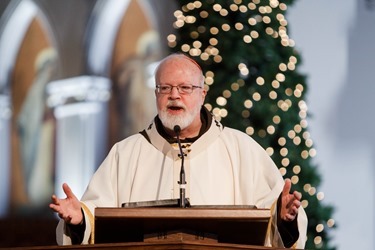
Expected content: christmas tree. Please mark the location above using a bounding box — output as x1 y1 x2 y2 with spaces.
168 0 335 249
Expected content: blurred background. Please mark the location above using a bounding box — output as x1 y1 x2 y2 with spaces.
0 0 175 246
0 0 373 249
288 1 374 249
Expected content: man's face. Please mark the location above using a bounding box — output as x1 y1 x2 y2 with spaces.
155 57 206 131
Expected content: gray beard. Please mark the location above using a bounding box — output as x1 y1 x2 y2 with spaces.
159 105 201 131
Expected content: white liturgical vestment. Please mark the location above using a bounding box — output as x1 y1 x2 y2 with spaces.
56 113 307 248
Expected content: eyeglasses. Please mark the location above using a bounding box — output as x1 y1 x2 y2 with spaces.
156 84 202 94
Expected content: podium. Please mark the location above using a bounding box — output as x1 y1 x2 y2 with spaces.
94 207 271 249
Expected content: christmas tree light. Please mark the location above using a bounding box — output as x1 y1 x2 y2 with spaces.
169 0 336 249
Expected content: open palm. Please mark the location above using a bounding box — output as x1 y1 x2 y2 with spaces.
49 183 83 225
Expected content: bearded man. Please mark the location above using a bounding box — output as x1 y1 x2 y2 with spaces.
50 53 307 248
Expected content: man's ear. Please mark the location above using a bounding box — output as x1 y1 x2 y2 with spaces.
201 89 207 102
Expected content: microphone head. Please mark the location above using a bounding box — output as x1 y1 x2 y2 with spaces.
173 125 181 134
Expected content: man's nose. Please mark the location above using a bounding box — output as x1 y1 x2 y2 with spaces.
169 86 181 98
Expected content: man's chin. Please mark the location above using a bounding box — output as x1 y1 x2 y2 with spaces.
162 120 183 131
160 115 187 131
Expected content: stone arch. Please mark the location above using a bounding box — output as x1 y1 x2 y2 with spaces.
86 0 170 145
0 0 59 214
86 0 161 77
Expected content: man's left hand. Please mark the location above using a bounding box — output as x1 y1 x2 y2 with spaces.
280 178 301 222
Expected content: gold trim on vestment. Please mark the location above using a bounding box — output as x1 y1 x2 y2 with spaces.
81 202 95 244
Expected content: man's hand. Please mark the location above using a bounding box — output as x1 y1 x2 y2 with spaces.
49 183 83 225
280 179 301 222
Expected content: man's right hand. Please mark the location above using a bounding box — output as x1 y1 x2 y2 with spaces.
49 183 83 225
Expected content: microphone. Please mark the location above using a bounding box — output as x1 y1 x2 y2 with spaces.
173 125 188 208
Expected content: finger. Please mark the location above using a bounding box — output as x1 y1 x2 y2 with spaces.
286 195 296 209
62 183 76 199
50 203 62 214
49 203 58 211
285 213 295 221
60 213 70 222
66 215 72 224
293 199 301 209
287 199 300 212
282 179 292 198
51 195 60 205
292 206 299 215
296 197 301 205
293 191 302 201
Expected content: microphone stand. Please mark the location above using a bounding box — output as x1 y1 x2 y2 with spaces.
120 126 189 209
174 125 189 208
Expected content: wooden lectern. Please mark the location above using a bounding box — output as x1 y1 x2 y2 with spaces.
94 207 271 249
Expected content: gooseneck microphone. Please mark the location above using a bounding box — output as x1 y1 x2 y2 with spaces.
173 125 187 208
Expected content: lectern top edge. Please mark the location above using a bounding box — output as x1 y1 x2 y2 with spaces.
95 207 271 220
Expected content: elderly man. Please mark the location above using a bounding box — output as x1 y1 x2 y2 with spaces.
50 53 307 248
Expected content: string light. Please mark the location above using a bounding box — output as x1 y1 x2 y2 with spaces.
222 24 230 31
293 165 301 174
246 126 254 135
230 4 239 12
235 22 244 31
272 115 281 124
213 3 222 12
200 11 208 18
301 200 308 208
231 82 240 91
252 92 261 101
269 90 277 99
220 9 229 16
248 17 257 26
223 90 231 98
272 80 280 89
291 175 299 184
266 27 274 35
280 147 288 156
314 236 323 248
266 147 274 156
317 192 325 201
243 35 252 43
242 110 250 118
279 167 287 176
258 129 266 137
248 3 256 10
250 30 259 39
327 219 335 228
216 96 227 106
270 0 280 8
293 136 301 145
244 99 253 109
267 125 275 134
204 103 212 112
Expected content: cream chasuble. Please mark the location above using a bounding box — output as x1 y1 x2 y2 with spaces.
56 116 307 248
